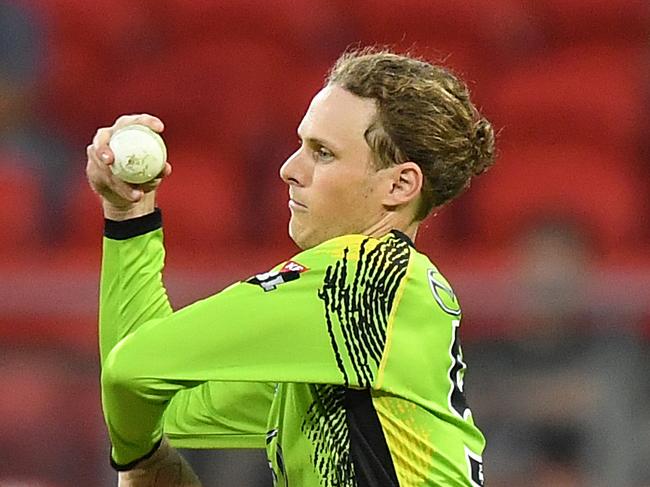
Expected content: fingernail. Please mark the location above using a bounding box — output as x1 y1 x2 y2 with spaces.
131 190 141 200
101 152 110 162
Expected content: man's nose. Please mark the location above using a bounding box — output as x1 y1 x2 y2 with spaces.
279 149 307 186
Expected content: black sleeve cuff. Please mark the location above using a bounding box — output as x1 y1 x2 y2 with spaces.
104 208 162 240
110 438 163 471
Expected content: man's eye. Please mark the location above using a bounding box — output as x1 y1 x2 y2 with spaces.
315 147 334 161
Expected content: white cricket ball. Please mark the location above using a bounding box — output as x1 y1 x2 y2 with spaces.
108 124 167 184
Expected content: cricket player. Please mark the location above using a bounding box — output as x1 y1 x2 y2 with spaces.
86 48 495 486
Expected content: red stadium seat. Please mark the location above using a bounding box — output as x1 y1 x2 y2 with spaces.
39 0 171 138
471 145 645 254
354 0 525 80
156 146 298 266
356 0 523 43
68 149 250 258
156 149 244 254
67 151 244 255
164 0 355 61
65 175 105 250
533 0 650 46
485 46 646 153
97 38 299 157
0 154 41 258
0 348 104 482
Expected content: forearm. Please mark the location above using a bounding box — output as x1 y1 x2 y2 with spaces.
99 209 173 364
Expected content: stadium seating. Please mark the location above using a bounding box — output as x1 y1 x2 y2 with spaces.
485 45 646 153
7 0 644 266
533 0 650 45
3 3 649 484
0 153 41 257
354 0 527 80
471 145 645 255
0 348 105 483
155 148 245 252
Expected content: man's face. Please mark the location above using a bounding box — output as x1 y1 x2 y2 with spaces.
280 84 389 249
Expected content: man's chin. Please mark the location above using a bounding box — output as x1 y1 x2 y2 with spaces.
288 223 317 250
288 223 304 250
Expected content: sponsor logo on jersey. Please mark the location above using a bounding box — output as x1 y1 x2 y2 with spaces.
246 269 301 292
427 268 461 316
280 260 309 273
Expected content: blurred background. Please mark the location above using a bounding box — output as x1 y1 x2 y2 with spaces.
0 0 649 485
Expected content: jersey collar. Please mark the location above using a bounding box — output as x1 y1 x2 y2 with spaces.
390 229 415 249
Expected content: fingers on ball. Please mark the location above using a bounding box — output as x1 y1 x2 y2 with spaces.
136 114 164 132
91 130 114 164
114 113 164 133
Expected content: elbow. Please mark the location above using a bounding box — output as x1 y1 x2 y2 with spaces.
101 340 140 396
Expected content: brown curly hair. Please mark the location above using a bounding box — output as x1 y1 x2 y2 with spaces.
327 47 496 221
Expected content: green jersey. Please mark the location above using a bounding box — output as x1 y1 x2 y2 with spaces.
100 210 485 486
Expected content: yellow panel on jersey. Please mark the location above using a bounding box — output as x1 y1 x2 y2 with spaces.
373 392 437 486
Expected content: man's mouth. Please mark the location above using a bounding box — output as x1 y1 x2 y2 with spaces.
289 198 307 209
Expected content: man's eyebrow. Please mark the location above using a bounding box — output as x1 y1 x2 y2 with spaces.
297 133 341 153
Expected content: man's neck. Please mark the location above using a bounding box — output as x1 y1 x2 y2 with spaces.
362 214 419 243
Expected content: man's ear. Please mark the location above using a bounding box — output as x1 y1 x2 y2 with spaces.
382 162 423 208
